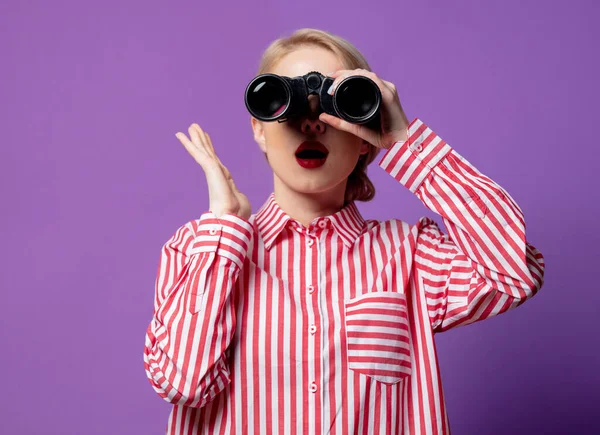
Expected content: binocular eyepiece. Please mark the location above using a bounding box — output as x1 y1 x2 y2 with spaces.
244 71 382 131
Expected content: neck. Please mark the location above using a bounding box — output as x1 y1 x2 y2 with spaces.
273 174 348 227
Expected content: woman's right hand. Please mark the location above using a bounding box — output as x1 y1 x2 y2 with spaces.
176 123 251 220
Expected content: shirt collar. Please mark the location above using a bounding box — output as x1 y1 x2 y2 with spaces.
254 193 366 250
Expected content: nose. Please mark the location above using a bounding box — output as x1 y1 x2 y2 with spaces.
300 94 326 135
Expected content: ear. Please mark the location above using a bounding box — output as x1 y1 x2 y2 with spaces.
359 140 370 155
251 116 267 153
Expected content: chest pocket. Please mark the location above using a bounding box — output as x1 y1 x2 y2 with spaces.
344 291 412 384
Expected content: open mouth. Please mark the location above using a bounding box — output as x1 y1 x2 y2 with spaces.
296 149 328 159
295 141 329 169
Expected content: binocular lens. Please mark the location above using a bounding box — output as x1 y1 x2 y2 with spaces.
335 77 378 121
246 76 289 119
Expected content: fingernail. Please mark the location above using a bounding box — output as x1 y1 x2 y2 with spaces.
327 84 334 95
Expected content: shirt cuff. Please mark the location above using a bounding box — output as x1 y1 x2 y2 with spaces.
189 212 253 269
378 117 452 193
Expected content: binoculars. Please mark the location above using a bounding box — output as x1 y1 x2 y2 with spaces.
244 71 382 131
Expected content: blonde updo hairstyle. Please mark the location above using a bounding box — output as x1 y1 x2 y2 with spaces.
254 28 381 203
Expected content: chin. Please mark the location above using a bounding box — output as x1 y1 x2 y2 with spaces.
281 173 348 195
269 156 355 195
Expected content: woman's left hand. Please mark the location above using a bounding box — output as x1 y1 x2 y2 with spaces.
319 69 410 149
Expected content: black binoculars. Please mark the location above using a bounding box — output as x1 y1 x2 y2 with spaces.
244 71 382 131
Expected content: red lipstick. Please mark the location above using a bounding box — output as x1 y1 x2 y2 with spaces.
295 141 328 169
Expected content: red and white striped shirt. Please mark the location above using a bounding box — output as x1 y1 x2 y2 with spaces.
143 117 545 434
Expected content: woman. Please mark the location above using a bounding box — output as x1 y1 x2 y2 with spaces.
143 28 545 434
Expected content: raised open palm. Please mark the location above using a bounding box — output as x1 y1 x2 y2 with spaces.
175 123 251 220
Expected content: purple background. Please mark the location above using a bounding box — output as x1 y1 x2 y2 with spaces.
1 0 598 433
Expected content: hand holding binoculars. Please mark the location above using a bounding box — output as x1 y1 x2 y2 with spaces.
244 71 382 132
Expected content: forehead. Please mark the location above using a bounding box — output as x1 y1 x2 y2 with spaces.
270 46 344 78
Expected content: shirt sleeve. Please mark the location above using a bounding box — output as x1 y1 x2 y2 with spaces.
143 212 253 407
379 118 545 333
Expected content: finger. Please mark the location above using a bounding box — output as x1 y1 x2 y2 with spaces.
220 162 232 180
176 132 228 188
188 124 239 198
201 129 219 161
198 133 228 179
188 124 204 150
329 69 396 105
176 130 237 211
192 124 220 164
381 79 398 95
228 176 240 192
326 70 347 78
180 131 233 198
319 112 377 145
199 129 231 179
327 69 355 95
204 163 235 207
175 132 211 167
353 69 397 103
328 69 386 98
190 124 214 160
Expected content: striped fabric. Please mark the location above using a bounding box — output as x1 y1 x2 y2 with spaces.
345 292 412 383
143 118 545 434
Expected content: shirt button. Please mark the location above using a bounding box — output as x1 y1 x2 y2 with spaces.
309 382 318 393
209 228 217 235
318 220 327 228
295 226 303 233
307 238 314 247
307 285 315 294
413 143 423 152
309 324 317 335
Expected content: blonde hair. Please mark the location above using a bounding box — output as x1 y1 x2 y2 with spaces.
255 28 381 204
